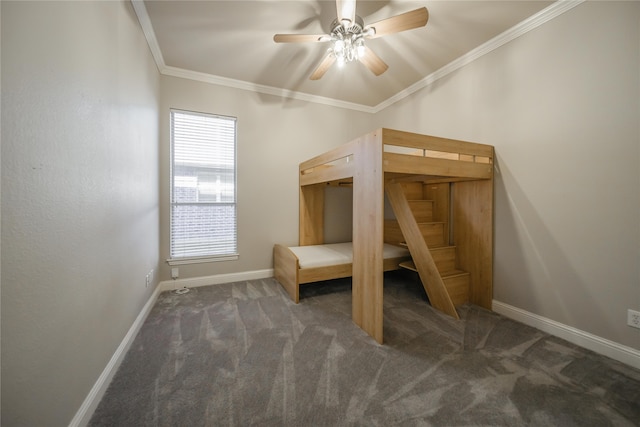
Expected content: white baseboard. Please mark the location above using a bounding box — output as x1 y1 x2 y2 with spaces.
71 268 274 425
159 268 274 292
69 285 164 427
493 300 640 370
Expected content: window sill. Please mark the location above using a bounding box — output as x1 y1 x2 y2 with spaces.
167 254 239 266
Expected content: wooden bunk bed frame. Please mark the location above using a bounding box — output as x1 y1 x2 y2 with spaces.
274 128 494 344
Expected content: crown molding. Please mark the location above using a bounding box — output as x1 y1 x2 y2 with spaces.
131 0 584 115
131 0 165 71
161 66 376 114
372 0 585 113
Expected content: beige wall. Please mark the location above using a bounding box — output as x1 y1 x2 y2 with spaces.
374 1 640 350
1 1 160 425
1 1 638 425
159 75 371 281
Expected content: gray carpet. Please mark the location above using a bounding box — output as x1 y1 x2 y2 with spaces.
90 272 640 426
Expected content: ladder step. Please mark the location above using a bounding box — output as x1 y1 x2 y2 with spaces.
398 246 457 273
385 220 446 247
400 260 467 279
442 271 470 306
407 200 434 222
442 269 469 279
399 260 418 272
400 261 470 306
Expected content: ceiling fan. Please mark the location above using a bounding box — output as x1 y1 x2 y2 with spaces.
273 0 429 80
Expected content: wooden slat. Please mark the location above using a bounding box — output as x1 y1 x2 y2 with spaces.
352 130 385 344
386 182 459 319
381 128 494 158
384 173 487 185
273 244 300 303
384 152 492 179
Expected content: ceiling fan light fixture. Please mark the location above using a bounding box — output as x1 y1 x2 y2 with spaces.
330 36 363 65
328 16 366 67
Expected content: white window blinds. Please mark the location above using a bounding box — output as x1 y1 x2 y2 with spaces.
170 110 237 260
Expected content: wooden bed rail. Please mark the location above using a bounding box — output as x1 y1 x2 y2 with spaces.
383 153 493 180
299 129 493 187
381 128 493 160
299 139 357 187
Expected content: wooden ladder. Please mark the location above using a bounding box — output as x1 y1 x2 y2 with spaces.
385 182 471 319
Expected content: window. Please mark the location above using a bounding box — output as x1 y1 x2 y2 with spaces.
169 109 237 263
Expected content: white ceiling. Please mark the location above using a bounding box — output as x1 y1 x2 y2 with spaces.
138 1 555 109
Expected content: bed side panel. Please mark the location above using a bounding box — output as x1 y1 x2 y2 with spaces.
298 263 352 283
273 244 300 303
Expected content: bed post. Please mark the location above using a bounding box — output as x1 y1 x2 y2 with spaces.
299 183 324 246
352 129 385 344
452 174 494 309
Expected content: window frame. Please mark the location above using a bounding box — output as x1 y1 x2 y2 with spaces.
167 108 238 266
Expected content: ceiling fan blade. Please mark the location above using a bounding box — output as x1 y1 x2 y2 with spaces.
273 34 330 43
336 0 356 25
366 7 429 39
358 46 388 76
310 54 336 80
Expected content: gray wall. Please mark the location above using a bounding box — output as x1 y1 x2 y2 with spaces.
158 75 370 282
374 1 640 350
1 1 160 425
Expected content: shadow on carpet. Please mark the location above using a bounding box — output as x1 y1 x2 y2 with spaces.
90 271 640 426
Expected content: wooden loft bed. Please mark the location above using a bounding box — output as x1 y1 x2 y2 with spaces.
273 128 494 344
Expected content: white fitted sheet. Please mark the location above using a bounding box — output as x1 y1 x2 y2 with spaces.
288 242 409 269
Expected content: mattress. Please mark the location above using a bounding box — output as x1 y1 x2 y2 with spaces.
288 242 409 269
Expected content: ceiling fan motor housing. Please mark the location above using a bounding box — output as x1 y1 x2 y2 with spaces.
331 15 365 36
